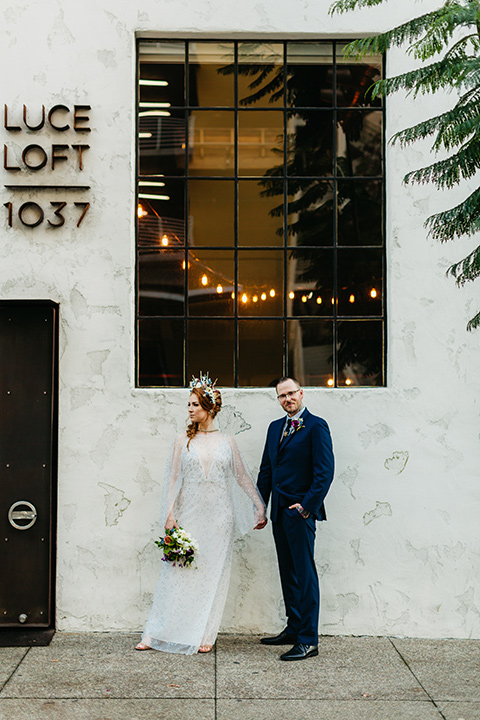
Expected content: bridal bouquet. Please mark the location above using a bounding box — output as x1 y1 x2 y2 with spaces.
155 527 198 568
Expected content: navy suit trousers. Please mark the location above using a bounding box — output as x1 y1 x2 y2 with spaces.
272 505 319 645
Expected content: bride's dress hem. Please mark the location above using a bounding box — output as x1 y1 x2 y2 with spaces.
141 635 199 655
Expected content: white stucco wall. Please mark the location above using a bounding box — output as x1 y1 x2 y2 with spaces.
1 0 479 639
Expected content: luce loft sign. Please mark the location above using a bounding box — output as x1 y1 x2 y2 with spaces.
3 104 91 228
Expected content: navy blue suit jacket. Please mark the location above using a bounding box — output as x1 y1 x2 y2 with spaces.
257 408 334 522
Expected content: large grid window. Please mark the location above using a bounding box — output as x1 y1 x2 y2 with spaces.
137 40 385 387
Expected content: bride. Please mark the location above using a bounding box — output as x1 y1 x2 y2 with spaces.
136 373 267 654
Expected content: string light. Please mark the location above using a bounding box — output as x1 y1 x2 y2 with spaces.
261 293 267 301
327 378 334 387
241 293 248 304
201 275 208 286
331 297 335 305
161 234 169 246
269 289 275 298
231 292 235 299
370 288 378 298
308 292 313 300
316 297 322 305
345 379 352 386
349 294 355 303
253 295 258 303
216 285 223 294
288 291 295 300
137 204 148 218
302 295 308 303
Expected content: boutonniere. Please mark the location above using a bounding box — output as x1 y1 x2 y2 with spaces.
291 419 305 433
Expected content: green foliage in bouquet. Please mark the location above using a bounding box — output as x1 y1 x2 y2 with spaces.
155 526 198 568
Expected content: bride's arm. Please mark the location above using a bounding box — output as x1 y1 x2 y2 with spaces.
162 434 184 530
227 436 267 530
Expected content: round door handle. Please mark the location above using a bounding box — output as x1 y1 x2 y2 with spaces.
8 501 37 530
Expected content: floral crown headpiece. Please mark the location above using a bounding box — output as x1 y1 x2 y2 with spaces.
189 371 218 405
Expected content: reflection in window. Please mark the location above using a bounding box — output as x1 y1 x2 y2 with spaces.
137 40 385 387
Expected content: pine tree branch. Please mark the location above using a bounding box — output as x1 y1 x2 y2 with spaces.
371 55 480 100
466 309 480 331
447 245 480 285
390 89 480 151
329 0 385 13
404 134 480 188
425 187 480 241
334 3 474 60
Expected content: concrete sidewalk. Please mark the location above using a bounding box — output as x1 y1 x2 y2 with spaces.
0 633 479 720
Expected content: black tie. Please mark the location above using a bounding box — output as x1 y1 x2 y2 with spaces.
280 419 292 445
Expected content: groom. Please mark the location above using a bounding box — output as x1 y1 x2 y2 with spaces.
257 376 334 661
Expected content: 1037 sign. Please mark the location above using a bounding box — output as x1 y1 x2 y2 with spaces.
4 200 90 228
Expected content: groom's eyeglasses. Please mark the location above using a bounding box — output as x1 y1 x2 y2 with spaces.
277 390 300 401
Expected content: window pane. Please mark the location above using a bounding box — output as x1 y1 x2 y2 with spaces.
288 319 333 386
139 109 186 177
287 249 334 317
337 110 383 177
238 250 283 316
238 111 284 176
287 178 334 246
238 43 284 108
238 179 283 246
337 320 384 386
287 42 333 108
337 248 383 316
188 42 234 107
138 318 184 387
188 249 234 316
336 44 382 108
287 111 334 176
138 178 185 248
188 319 234 386
188 110 234 176
337 179 383 246
138 248 185 316
239 320 283 386
188 180 234 246
139 41 186 107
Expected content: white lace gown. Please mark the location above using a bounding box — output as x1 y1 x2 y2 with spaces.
141 431 265 654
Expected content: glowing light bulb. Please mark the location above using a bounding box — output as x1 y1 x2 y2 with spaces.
182 260 185 270
289 291 295 300
201 275 208 286
253 295 258 303
302 295 308 303
161 234 169 246
345 378 352 386
241 293 248 303
137 204 147 218
269 289 276 298
308 292 313 299
316 297 322 305
327 378 334 387
370 288 377 298
216 284 223 294
331 297 335 305
261 293 267 301
349 294 355 303
231 291 235 299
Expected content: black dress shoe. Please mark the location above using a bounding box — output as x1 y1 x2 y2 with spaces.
280 643 318 661
260 629 297 646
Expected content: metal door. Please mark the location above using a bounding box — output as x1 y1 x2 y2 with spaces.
0 301 58 629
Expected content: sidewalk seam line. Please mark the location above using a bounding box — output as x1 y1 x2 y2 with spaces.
0 647 31 695
389 638 448 720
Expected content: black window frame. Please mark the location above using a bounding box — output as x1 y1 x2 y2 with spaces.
135 38 387 388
